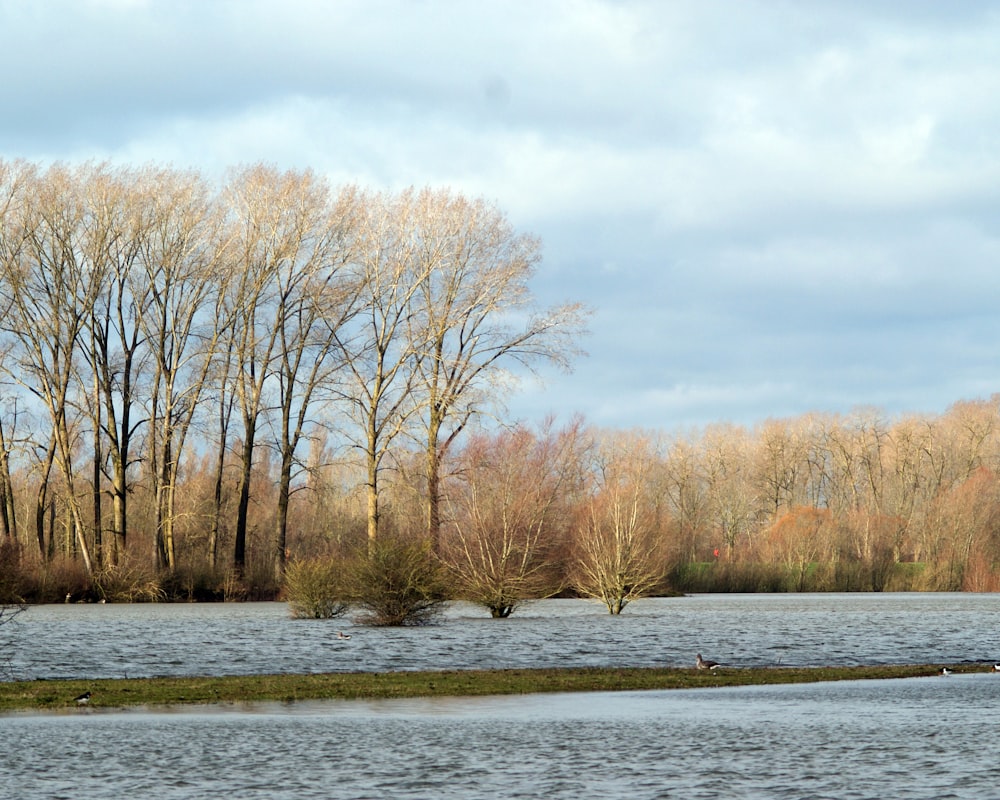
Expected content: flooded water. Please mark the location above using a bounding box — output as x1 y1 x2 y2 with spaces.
4 593 1000 680
3 594 1000 798
5 675 1000 799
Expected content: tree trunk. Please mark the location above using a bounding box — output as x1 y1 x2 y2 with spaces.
366 406 380 551
156 437 176 570
425 432 441 553
0 418 16 542
273 449 293 581
233 424 256 573
92 368 103 567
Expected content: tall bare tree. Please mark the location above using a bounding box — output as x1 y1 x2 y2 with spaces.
221 166 286 573
76 164 151 565
0 163 101 572
130 166 230 570
406 189 589 551
265 180 360 579
337 189 429 548
221 165 358 575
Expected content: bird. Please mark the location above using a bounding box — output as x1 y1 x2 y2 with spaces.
696 653 720 670
336 631 351 640
74 691 91 705
939 668 952 676
991 664 1000 673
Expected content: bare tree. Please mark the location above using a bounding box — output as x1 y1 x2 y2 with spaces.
752 419 810 519
336 189 429 548
0 163 101 572
572 429 666 614
130 166 230 570
76 164 152 565
220 166 289 573
442 419 583 616
662 436 709 560
219 165 360 575
405 189 589 551
266 183 361 579
700 423 757 558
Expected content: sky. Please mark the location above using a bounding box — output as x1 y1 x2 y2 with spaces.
2 0 1000 433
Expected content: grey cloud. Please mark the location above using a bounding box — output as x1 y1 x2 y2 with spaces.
3 0 1000 430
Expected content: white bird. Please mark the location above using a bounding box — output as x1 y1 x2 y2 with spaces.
696 653 720 670
74 691 91 705
939 668 952 676
337 631 351 640
991 664 1000 673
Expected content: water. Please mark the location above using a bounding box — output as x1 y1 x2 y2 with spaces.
4 593 1000 681
5 676 1000 799
3 594 1000 799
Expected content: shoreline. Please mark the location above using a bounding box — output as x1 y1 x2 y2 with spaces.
0 663 982 713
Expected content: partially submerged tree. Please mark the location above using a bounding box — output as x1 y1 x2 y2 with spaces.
442 419 583 617
572 430 666 614
284 556 349 619
344 535 446 626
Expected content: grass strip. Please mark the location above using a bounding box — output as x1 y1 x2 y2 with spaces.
0 663 979 713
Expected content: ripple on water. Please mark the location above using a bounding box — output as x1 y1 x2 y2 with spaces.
6 594 1000 682
4 677 1000 799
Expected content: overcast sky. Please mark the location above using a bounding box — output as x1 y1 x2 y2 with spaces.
2 0 999 432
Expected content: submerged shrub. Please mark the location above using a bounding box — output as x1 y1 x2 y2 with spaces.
284 557 348 619
346 538 446 626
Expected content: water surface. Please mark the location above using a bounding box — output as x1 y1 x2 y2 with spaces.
5 593 999 681
3 594 999 799
5 675 999 799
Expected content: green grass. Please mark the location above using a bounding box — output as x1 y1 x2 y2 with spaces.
0 663 984 712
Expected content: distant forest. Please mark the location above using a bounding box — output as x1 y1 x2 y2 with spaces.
1 160 998 609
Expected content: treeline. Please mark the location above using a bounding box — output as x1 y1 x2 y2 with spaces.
0 159 585 604
437 400 1000 610
2 160 998 613
429 400 1000 613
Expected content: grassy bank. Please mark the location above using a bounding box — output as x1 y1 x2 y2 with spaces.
0 664 978 713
